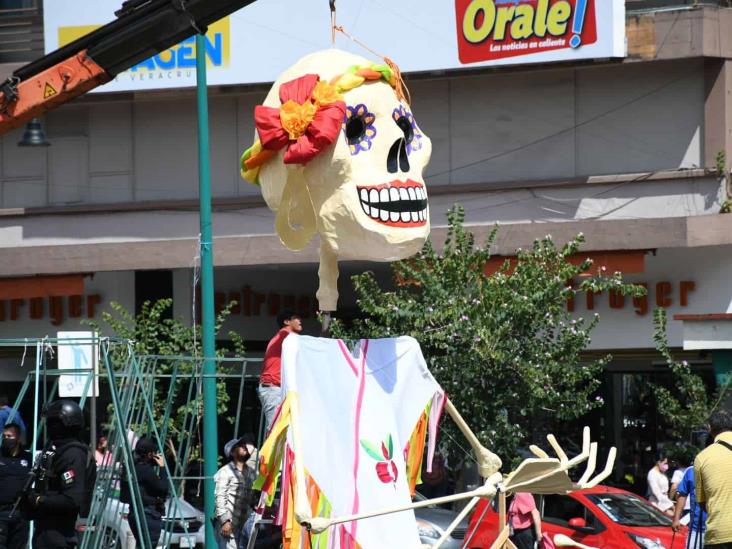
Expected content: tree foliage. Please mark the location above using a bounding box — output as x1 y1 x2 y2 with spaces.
331 205 644 464
86 298 245 463
650 308 731 463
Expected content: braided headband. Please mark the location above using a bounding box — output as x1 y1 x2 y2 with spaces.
241 63 398 185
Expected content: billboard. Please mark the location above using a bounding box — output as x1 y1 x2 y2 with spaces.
43 0 625 94
456 0 609 64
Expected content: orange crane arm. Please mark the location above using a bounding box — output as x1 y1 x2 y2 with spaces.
0 51 109 133
0 0 256 134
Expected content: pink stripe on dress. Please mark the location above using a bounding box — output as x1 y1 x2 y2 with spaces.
335 339 369 542
336 339 360 376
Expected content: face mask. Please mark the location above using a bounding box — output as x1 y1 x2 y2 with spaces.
2 438 18 451
659 463 669 472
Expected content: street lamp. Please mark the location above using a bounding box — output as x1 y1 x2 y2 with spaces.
18 117 50 147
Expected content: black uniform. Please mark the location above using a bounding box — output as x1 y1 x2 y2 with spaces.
125 460 169 549
29 439 94 549
0 447 32 549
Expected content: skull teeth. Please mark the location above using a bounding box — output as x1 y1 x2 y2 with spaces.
357 185 428 225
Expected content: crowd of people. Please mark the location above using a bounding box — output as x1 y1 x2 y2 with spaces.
0 309 302 549
643 409 732 549
0 401 262 549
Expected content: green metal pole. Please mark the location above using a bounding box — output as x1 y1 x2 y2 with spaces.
196 33 219 549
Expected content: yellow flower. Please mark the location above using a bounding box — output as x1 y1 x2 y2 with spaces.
312 80 343 106
279 99 317 141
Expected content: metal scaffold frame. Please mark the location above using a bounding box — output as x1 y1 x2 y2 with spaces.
0 336 262 548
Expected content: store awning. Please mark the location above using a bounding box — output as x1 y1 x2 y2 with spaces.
0 274 85 300
483 250 647 276
673 313 732 351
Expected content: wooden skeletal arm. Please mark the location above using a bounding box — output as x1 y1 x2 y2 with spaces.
443 398 502 478
306 473 503 534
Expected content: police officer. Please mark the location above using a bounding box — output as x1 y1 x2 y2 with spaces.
0 421 32 549
123 436 169 549
21 399 96 549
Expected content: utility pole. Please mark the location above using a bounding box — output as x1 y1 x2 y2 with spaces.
195 32 218 549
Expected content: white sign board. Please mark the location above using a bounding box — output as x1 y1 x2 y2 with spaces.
57 331 99 398
42 0 625 94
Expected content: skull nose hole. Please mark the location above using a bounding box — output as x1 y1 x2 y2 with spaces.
399 140 410 172
387 138 410 174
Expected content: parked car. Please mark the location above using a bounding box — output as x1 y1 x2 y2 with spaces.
414 491 469 548
463 485 688 549
85 496 205 548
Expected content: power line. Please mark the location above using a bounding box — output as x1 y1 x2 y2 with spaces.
427 71 694 180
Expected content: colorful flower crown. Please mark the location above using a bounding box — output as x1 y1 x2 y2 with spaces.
241 63 398 185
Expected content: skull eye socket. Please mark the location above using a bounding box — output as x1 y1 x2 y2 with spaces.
343 104 377 156
391 106 424 156
345 116 366 145
396 117 414 144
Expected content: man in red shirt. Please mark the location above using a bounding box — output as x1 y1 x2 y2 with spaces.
258 309 302 433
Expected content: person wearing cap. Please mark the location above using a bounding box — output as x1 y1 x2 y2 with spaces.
121 435 169 549
214 435 256 549
0 395 27 444
21 399 96 548
259 310 303 434
0 421 32 548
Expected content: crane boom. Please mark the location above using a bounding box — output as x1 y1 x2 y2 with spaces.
0 0 256 133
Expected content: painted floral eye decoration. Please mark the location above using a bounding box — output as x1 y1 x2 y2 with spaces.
392 105 423 154
343 103 377 156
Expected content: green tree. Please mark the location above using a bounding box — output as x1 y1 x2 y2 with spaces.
86 298 246 464
331 205 644 464
650 308 731 463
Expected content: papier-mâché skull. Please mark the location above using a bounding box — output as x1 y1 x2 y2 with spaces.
241 49 431 311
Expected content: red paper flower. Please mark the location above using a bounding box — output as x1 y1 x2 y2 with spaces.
254 73 346 165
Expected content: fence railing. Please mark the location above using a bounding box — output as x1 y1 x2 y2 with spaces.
0 336 263 549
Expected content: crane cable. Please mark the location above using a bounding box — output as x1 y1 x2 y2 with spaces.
328 0 411 105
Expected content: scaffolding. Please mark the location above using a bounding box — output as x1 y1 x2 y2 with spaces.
1 336 262 548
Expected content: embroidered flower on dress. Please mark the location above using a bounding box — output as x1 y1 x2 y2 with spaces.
360 434 398 485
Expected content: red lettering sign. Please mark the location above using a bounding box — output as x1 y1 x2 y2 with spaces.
569 281 695 316
204 287 318 323
0 294 102 325
455 0 598 64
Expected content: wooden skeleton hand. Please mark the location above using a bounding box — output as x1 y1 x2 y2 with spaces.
504 427 616 494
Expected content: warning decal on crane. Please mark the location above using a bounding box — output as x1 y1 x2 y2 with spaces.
43 82 57 98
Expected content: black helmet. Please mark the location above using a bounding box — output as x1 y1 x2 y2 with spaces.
44 399 84 430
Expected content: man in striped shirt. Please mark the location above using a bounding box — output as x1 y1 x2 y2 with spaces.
695 410 732 549
214 435 257 549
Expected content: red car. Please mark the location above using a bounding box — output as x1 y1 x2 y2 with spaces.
463 485 688 549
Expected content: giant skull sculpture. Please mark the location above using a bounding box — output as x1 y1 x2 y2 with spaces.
241 49 432 312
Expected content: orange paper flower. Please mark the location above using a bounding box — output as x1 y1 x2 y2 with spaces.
280 99 318 140
311 80 343 107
